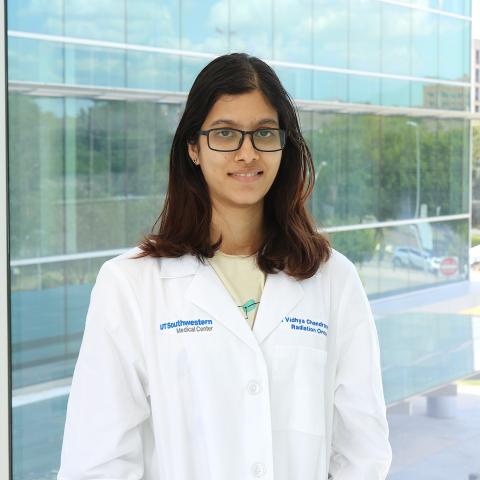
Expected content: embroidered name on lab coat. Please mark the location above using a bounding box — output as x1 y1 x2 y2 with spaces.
159 319 214 334
283 316 328 336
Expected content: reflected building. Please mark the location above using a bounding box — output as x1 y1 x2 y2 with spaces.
423 76 470 110
5 0 476 479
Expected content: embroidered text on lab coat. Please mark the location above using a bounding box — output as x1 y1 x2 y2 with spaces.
159 319 214 334
283 316 329 336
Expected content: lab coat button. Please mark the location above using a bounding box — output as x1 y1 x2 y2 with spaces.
246 380 262 395
251 462 266 477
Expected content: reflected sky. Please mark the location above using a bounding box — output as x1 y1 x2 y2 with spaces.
7 0 472 83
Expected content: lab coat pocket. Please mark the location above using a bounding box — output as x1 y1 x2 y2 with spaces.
271 345 327 436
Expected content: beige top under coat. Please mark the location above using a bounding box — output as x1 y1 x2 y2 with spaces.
207 249 266 329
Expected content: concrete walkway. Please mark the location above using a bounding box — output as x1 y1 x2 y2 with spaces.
387 384 480 480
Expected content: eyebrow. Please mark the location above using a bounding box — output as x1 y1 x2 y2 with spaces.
208 118 279 128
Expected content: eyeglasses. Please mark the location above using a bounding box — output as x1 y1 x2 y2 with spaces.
198 127 286 152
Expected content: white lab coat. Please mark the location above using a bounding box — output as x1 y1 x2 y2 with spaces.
57 246 392 480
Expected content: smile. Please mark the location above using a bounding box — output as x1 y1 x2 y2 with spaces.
229 172 262 177
227 171 263 183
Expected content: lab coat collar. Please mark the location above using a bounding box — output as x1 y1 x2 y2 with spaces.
183 254 304 351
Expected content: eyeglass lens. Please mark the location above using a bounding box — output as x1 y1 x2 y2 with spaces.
208 129 284 151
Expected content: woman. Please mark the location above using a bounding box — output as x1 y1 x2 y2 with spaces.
58 53 392 480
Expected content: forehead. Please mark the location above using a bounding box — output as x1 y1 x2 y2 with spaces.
204 90 279 127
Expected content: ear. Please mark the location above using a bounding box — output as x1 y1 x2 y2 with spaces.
187 141 199 163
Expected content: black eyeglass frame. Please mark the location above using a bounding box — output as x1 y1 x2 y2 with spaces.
198 127 286 152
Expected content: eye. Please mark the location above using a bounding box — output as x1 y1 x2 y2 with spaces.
256 129 273 137
214 129 234 137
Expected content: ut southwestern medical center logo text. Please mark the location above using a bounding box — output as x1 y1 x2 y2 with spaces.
283 316 328 336
159 319 213 334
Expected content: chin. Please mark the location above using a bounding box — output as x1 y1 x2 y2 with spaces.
227 195 264 208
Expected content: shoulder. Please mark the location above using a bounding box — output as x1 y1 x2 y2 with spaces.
99 246 200 283
317 247 358 281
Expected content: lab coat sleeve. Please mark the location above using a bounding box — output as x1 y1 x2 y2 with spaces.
328 261 392 480
57 260 151 480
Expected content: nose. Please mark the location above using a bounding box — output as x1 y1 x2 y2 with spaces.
234 133 259 163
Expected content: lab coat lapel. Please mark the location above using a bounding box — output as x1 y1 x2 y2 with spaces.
185 259 261 352
253 270 304 344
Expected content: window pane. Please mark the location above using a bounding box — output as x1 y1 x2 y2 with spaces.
127 0 180 48
381 79 410 107
231 0 273 58
273 0 312 63
181 0 228 54
309 113 469 227
273 66 313 100
9 95 65 259
329 219 469 298
410 81 469 111
381 4 411 76
313 0 348 69
348 75 380 105
8 38 63 84
7 0 63 35
411 10 438 78
64 45 126 88
348 0 380 72
65 0 125 42
126 52 180 91
438 0 468 15
313 71 348 102
438 16 470 81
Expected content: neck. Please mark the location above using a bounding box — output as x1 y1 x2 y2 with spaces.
210 201 265 256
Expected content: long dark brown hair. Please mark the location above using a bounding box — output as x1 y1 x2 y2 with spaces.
132 52 331 280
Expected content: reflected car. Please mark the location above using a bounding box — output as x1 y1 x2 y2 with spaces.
392 246 429 270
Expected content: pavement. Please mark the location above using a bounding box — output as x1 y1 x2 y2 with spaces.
387 382 480 480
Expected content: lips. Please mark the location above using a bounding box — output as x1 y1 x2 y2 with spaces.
227 171 263 177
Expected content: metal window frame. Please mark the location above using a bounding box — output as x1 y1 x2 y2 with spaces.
0 0 11 478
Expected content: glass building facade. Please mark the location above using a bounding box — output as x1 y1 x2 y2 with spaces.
4 0 474 478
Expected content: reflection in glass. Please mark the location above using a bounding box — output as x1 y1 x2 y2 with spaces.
7 0 63 35
378 311 478 405
181 56 210 92
273 66 313 100
310 114 469 226
64 0 126 43
126 52 180 91
313 0 348 69
9 95 183 479
411 81 469 111
381 78 410 107
381 4 410 76
8 38 64 84
348 0 380 72
65 0 126 42
328 219 469 297
411 9 438 78
438 15 470 82
273 0 312 63
180 0 228 54
348 75 380 105
313 72 348 103
127 0 180 48
230 0 273 58
439 0 469 15
65 45 126 88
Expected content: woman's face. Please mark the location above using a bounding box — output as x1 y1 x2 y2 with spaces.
188 89 283 211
